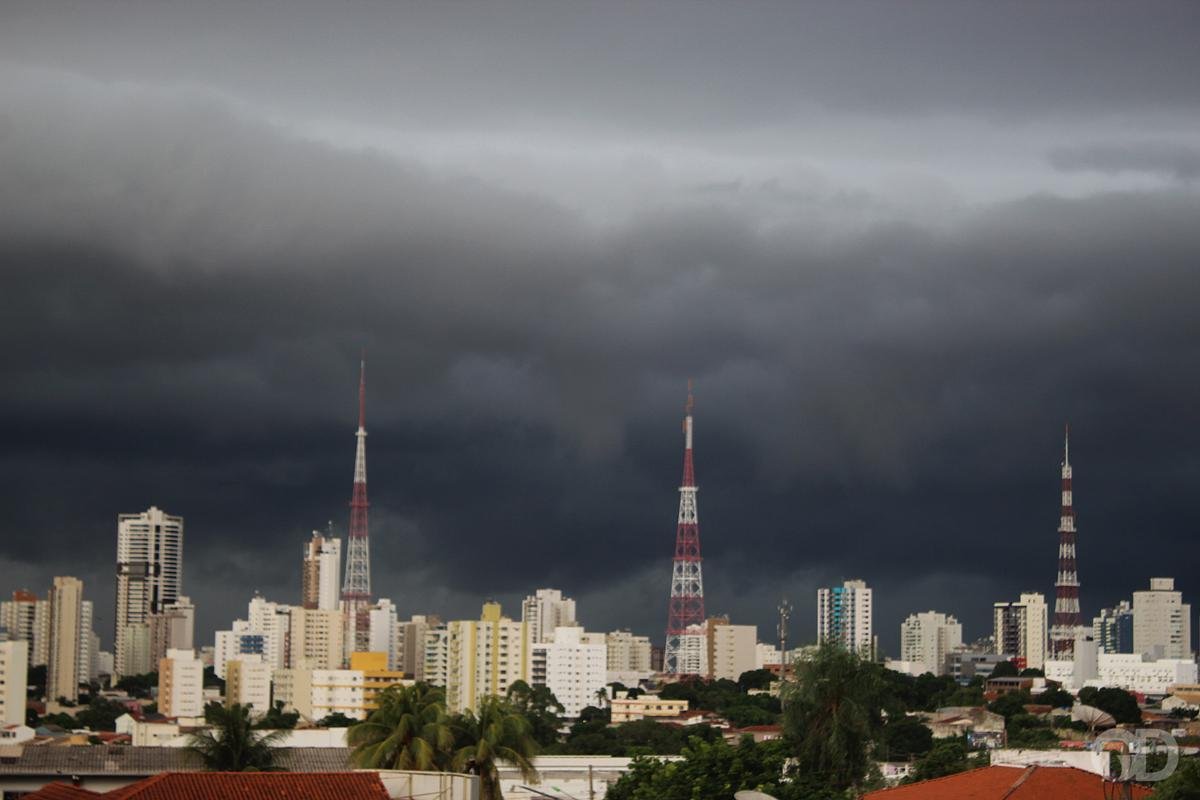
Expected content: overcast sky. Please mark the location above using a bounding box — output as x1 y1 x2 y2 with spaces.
2 1 1199 656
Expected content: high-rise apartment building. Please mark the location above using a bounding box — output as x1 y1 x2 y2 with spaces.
817 579 873 657
705 618 757 682
993 593 1048 671
115 507 184 677
48 576 84 702
149 596 195 663
605 630 652 673
1133 578 1192 659
367 599 398 670
302 532 341 611
522 589 577 644
396 615 439 679
0 640 29 726
1093 601 1134 654
430 603 531 714
531 626 606 718
900 611 963 675
288 607 345 670
158 648 204 718
226 657 272 716
1 591 50 667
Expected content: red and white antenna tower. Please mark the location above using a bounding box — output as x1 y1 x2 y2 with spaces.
664 381 705 674
341 353 372 655
1050 424 1081 658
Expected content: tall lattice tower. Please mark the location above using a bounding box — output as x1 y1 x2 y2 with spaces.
664 382 705 674
1050 425 1081 658
341 355 372 655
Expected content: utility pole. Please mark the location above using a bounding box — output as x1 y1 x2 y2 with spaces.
777 598 793 680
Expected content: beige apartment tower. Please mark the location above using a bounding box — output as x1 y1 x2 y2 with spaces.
48 576 83 703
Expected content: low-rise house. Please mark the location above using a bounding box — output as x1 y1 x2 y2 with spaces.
925 706 1005 748
862 764 1151 799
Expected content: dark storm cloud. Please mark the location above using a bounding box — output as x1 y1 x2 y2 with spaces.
1050 142 1200 182
2 3 1200 653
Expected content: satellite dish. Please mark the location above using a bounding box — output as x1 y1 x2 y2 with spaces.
1072 703 1117 735
735 793 779 800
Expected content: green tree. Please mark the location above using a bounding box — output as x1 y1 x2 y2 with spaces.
782 644 888 793
348 683 455 771
254 701 299 730
876 715 933 761
115 671 158 699
1078 687 1141 725
1035 686 1075 710
187 703 287 771
989 690 1033 719
988 661 1019 678
318 712 356 728
906 738 984 782
505 680 564 747
75 697 128 732
737 669 776 692
605 737 813 800
1150 755 1200 799
451 696 540 800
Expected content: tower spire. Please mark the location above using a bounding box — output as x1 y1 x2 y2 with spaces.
1050 422 1081 658
342 353 372 658
665 381 705 674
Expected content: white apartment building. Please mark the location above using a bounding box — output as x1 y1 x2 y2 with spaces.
531 626 606 718
755 643 782 669
302 531 341 611
993 593 1048 671
0 640 29 726
676 625 707 676
900 611 963 676
522 589 577 644
817 579 873 657
368 599 399 670
1046 646 1199 696
1133 578 1192 659
115 507 184 677
48 576 84 703
429 603 531 714
248 596 294 670
1 591 50 667
276 666 373 721
226 657 272 716
158 648 204 718
707 621 757 681
605 630 652 673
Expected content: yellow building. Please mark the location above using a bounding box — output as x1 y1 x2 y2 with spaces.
349 651 410 712
431 603 531 714
610 692 689 723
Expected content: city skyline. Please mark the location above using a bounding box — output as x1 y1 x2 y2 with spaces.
2 2 1199 656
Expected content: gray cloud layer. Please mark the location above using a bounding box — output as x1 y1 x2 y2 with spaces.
1 3 1199 654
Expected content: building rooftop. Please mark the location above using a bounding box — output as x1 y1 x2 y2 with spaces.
863 765 1151 799
105 772 390 800
0 746 352 776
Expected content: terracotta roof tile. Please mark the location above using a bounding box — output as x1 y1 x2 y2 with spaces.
104 772 390 800
22 784 102 800
863 765 1152 799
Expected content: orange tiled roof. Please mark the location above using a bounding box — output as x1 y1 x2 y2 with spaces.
22 784 102 799
863 765 1153 799
103 772 391 800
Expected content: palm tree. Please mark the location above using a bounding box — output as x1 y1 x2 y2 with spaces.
348 683 455 771
187 703 287 771
594 687 609 709
781 644 888 793
452 697 539 800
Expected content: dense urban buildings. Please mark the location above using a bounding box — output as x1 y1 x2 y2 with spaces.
115 506 184 677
